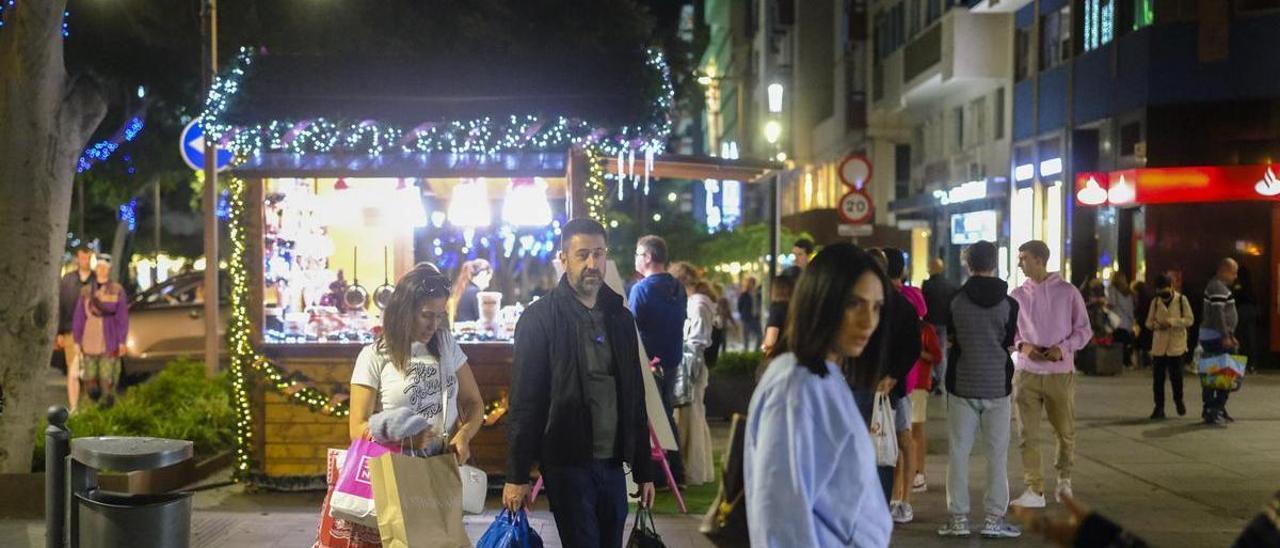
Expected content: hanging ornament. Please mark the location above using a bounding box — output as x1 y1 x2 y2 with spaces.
628 148 637 190
617 149 626 181
644 148 655 196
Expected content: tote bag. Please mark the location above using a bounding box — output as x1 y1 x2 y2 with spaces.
869 392 898 467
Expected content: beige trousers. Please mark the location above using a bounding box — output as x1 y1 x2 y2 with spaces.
1013 370 1076 493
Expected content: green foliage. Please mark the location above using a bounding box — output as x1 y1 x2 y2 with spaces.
33 359 235 471
695 224 812 274
712 352 763 378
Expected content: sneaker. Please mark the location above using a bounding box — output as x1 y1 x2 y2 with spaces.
912 473 928 493
1150 408 1166 420
937 515 971 537
981 515 1023 538
1055 479 1073 503
891 502 914 524
1175 401 1187 416
1222 410 1236 423
1009 489 1046 508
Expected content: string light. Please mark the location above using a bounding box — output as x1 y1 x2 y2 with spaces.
77 117 144 173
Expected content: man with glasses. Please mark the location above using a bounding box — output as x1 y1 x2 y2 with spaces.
503 219 655 547
630 234 688 488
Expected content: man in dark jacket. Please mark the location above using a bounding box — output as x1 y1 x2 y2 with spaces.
58 246 94 411
938 241 1022 538
629 234 688 486
922 257 958 391
503 219 655 547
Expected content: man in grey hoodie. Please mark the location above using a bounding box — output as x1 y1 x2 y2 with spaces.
938 241 1021 539
1200 257 1239 425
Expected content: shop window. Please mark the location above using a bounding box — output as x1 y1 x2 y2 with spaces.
1040 5 1071 70
1083 0 1114 52
1015 27 1033 81
994 87 1006 140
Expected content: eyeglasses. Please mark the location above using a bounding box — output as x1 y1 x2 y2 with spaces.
414 276 451 298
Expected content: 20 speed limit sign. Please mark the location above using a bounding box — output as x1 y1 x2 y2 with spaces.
838 190 874 224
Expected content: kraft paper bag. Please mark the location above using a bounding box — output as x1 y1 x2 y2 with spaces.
369 450 471 548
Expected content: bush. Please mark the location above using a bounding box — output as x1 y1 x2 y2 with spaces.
33 359 235 472
713 351 763 378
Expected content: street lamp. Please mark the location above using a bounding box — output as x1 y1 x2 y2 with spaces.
764 120 782 144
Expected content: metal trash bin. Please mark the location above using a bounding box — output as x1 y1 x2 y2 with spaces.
68 437 194 548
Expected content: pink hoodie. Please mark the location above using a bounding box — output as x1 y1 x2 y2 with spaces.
1010 273 1092 375
899 286 929 392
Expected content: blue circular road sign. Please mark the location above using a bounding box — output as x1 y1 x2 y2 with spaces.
180 118 233 172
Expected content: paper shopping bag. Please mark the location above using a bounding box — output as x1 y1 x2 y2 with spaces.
315 448 383 548
369 450 471 548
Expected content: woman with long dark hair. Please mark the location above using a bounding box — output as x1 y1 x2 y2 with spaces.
744 243 893 547
350 263 485 457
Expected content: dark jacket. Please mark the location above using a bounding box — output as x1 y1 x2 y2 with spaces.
922 273 958 327
506 276 653 484
737 290 757 321
946 276 1019 399
883 288 923 400
455 283 481 323
629 273 687 371
59 270 92 333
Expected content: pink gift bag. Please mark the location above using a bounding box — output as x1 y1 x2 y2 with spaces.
329 438 396 527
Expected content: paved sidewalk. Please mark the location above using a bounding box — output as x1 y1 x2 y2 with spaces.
5 370 1278 547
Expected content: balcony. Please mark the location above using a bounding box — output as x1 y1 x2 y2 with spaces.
875 10 1012 113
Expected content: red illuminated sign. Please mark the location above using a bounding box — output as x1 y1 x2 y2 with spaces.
1075 165 1280 206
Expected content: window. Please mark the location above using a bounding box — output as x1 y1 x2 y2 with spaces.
912 127 925 166
1015 27 1033 81
1132 0 1153 30
953 106 965 152
1083 0 1114 52
994 87 1006 140
1041 5 1071 70
909 0 922 36
1119 121 1142 156
927 0 942 24
972 97 988 147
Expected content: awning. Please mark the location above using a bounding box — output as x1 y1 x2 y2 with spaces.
602 154 784 184
889 178 1010 215
231 151 567 178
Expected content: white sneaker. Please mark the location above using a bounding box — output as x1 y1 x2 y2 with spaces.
1055 479 1073 503
937 515 971 537
912 473 927 493
1009 489 1046 508
981 515 1023 538
891 502 914 523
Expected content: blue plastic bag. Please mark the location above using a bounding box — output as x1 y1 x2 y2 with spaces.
477 509 543 548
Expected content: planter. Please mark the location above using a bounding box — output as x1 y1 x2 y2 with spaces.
0 450 232 519
705 372 755 420
1077 345 1124 376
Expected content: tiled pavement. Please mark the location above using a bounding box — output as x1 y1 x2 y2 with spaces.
4 370 1279 547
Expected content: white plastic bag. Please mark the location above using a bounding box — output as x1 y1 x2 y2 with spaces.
870 392 898 467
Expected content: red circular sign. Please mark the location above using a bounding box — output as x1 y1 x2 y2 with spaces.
838 190 874 224
839 155 873 188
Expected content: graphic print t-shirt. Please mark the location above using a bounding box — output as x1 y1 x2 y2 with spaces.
351 329 468 434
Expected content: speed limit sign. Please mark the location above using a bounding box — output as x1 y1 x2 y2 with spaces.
838 190 874 224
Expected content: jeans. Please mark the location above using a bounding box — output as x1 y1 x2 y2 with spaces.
657 365 686 485
542 459 629 548
853 387 895 503
946 395 1012 517
1152 355 1185 411
930 324 948 389
741 318 762 351
1202 387 1230 420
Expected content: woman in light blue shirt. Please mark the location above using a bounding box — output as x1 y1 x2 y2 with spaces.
745 243 894 547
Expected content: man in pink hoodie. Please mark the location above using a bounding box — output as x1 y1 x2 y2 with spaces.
1008 241 1091 509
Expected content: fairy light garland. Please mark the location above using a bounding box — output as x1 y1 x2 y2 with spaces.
584 145 608 223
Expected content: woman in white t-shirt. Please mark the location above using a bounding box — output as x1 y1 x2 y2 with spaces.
349 264 484 462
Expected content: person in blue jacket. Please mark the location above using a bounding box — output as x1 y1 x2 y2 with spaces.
629 234 688 486
745 243 894 547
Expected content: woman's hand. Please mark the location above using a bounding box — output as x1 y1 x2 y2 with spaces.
450 432 471 465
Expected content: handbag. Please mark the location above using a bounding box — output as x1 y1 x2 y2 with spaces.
476 509 544 548
432 373 488 515
626 507 666 548
330 438 397 527
671 344 701 408
870 392 898 467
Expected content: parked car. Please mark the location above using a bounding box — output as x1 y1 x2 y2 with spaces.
124 271 230 373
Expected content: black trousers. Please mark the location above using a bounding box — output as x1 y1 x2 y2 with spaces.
543 459 629 548
1152 355 1184 410
1202 387 1230 419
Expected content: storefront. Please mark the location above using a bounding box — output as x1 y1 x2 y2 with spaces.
1074 165 1280 357
204 48 675 486
1010 140 1068 288
888 177 1010 283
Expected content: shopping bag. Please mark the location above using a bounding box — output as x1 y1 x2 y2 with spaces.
314 448 383 548
626 507 666 548
869 392 898 467
368 450 470 548
1197 353 1247 391
476 509 544 548
671 345 699 408
330 439 397 527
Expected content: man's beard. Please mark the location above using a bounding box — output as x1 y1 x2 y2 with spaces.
574 270 603 295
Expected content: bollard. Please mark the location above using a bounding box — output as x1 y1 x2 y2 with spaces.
46 406 71 548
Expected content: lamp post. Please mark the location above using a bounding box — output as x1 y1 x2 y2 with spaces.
201 0 220 376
